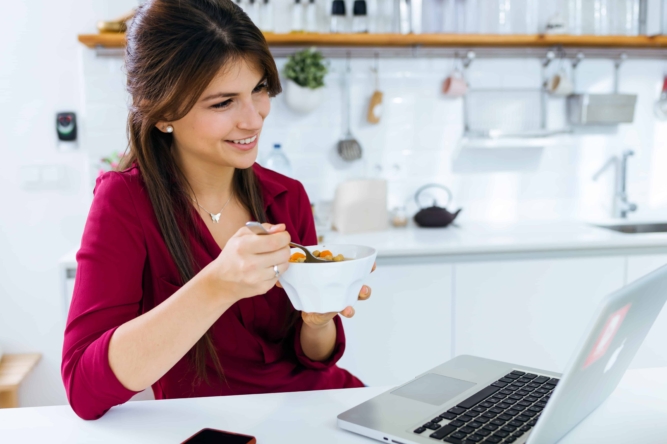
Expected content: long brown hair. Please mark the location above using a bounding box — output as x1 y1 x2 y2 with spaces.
119 0 282 384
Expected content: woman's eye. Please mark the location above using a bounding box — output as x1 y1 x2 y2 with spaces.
253 81 268 93
212 99 232 109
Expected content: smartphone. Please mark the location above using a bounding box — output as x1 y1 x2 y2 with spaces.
181 428 257 444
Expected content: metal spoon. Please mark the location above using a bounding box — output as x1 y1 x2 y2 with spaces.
337 54 362 162
245 222 328 263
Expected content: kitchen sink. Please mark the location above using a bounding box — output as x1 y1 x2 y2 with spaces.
594 223 667 234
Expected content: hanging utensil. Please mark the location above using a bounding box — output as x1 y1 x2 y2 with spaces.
367 53 383 124
337 54 363 162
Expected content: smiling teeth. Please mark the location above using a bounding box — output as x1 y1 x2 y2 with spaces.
231 135 257 144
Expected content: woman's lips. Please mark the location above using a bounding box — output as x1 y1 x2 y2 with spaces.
225 136 258 151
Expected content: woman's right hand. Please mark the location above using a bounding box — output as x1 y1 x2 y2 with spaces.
206 223 291 303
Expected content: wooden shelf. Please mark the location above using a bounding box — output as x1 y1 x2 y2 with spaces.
0 353 41 408
79 32 667 50
79 33 126 49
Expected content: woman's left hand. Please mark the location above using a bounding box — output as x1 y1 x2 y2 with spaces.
301 262 376 328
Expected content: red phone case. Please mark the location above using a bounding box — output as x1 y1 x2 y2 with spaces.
180 428 257 444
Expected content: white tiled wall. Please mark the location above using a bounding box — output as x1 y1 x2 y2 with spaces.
80 48 667 222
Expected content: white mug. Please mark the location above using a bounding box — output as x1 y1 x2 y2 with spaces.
442 69 468 98
547 69 574 97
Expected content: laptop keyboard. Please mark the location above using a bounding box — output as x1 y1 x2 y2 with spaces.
412 370 559 444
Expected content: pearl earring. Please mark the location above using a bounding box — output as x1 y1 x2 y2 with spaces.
166 125 174 133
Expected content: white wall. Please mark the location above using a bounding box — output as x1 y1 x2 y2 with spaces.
0 0 137 408
84 53 667 223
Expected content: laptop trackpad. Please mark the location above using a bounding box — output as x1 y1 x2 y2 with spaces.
391 373 476 406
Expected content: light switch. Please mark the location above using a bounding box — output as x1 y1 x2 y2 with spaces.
20 165 67 191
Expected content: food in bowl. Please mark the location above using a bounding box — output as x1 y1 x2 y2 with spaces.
289 250 346 263
279 244 377 313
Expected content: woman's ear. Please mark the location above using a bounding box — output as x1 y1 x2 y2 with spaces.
156 122 174 133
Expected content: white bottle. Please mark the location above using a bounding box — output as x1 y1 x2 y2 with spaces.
247 0 260 25
330 0 347 32
264 144 292 177
524 0 539 34
292 0 305 32
353 0 369 32
594 0 610 35
442 0 456 32
260 0 274 32
378 0 395 32
306 0 318 32
396 0 411 34
410 0 422 33
464 0 479 33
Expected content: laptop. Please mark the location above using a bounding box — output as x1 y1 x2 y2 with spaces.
338 264 667 444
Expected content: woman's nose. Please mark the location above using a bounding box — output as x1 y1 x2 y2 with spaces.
237 99 264 131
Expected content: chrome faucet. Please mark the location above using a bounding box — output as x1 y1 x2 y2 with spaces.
592 150 638 219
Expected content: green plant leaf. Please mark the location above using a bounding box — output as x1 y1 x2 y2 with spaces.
284 48 329 89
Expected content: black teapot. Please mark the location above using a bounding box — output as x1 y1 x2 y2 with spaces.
413 184 462 228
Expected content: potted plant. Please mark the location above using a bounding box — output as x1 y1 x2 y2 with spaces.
283 47 328 113
97 151 125 178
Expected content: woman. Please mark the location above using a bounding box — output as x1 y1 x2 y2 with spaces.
61 0 370 420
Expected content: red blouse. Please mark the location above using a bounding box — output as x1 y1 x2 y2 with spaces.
61 164 363 420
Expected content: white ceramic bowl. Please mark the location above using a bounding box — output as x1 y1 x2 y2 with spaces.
279 244 377 314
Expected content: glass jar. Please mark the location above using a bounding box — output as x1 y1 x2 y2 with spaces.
391 206 408 228
442 0 467 33
497 0 512 34
330 0 346 33
568 0 611 35
610 0 640 35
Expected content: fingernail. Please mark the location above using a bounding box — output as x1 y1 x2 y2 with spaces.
362 286 369 295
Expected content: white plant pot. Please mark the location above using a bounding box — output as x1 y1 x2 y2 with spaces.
284 79 323 114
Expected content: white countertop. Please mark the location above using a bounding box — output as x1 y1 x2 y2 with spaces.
327 220 667 258
59 220 667 268
1 367 666 443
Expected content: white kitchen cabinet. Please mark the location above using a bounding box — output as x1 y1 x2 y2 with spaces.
337 261 453 387
454 256 626 373
626 254 667 369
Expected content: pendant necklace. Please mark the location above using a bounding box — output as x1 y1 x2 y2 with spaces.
195 195 232 223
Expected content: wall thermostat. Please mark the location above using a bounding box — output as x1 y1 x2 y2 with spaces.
56 112 77 141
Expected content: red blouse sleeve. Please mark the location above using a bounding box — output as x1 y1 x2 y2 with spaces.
61 172 144 420
291 182 347 369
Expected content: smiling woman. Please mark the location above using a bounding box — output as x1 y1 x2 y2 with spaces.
61 0 367 421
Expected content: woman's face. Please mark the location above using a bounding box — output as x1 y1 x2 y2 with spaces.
166 58 271 170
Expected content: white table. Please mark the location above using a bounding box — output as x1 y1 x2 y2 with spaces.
1 368 666 443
